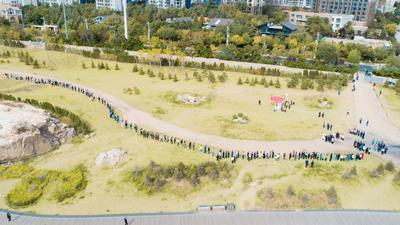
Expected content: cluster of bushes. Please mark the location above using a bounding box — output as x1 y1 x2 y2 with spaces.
232 113 249 121
1 39 24 48
0 93 91 134
0 50 12 58
257 185 340 209
287 70 349 91
123 87 141 95
237 76 281 88
130 161 232 194
17 51 44 69
5 165 87 208
370 161 395 178
304 96 334 109
373 67 400 79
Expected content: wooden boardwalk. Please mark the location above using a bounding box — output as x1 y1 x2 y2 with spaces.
1 210 400 225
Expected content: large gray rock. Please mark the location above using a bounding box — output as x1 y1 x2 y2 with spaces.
0 101 75 163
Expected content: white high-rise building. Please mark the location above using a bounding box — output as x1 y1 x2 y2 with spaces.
1 0 38 7
265 0 313 9
96 0 122 11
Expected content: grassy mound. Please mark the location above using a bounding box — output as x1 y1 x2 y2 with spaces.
304 96 334 109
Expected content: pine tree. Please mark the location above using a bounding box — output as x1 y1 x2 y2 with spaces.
269 79 274 86
237 77 243 85
274 79 281 88
173 74 178 82
82 62 87 69
132 65 138 72
33 59 40 69
105 63 110 70
91 60 96 68
114 63 120 70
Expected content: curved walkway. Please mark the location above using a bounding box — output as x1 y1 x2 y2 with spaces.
0 70 350 154
1 70 399 158
1 209 400 225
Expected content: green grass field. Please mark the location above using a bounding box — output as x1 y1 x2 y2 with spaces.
0 46 354 141
0 48 399 214
375 86 400 129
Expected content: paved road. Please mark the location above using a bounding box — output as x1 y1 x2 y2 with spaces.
1 210 400 225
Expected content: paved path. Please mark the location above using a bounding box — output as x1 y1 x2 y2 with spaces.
1 210 400 225
2 70 400 159
354 72 400 160
0 70 351 154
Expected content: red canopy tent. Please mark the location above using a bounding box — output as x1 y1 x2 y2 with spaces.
270 95 285 104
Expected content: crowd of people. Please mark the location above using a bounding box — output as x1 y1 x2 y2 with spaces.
0 72 373 164
349 128 366 139
371 139 389 154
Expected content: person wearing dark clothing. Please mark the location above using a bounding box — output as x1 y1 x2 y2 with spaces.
258 100 261 105
305 159 309 168
311 160 314 168
124 217 128 225
6 212 11 221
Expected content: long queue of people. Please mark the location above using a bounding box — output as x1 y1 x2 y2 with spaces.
2 72 368 164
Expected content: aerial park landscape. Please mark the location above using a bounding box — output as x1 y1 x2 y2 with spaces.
0 2 400 225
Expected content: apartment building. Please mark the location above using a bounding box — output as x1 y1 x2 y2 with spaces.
96 0 122 11
288 11 354 32
313 0 377 21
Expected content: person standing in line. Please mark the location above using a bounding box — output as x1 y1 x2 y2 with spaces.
258 100 261 105
6 211 11 222
366 120 369 126
124 217 128 225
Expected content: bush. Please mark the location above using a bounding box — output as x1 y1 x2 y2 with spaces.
286 185 295 198
274 79 281 88
237 77 243 85
0 165 33 179
132 65 138 72
342 166 357 179
394 171 400 185
242 173 253 185
6 170 51 208
130 161 232 194
53 165 87 202
385 161 395 172
114 63 120 70
326 186 338 205
82 62 87 69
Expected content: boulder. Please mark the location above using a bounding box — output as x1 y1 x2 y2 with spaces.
95 148 125 166
0 101 75 163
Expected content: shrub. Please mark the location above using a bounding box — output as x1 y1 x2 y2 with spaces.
139 68 145 75
114 63 120 70
385 161 395 172
105 63 110 70
237 77 243 85
53 165 87 202
377 163 385 176
326 186 338 205
130 161 232 194
394 171 400 185
173 74 178 82
32 60 40 69
6 170 51 208
132 65 138 72
81 62 86 69
133 87 141 95
242 173 253 185
274 79 281 88
286 185 295 198
342 166 357 179
0 165 33 179
91 61 96 68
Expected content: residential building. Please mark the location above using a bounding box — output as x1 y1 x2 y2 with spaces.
203 18 233 29
256 21 297 36
247 0 264 14
146 0 170 8
376 0 400 13
166 17 193 23
96 0 122 11
313 0 377 21
264 0 313 9
41 0 79 5
0 3 21 20
288 11 354 32
323 36 391 48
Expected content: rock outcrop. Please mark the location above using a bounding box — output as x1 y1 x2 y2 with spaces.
0 101 75 163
